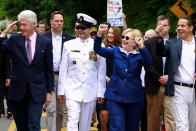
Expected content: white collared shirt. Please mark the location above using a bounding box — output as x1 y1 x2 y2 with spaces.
52 32 62 72
174 36 195 84
119 47 140 55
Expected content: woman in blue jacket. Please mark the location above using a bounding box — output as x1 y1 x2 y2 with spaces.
96 25 121 131
94 24 152 131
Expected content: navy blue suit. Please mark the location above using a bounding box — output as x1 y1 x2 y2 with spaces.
94 36 152 131
0 33 54 131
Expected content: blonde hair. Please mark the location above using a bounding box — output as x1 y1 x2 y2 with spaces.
122 28 143 50
122 28 143 38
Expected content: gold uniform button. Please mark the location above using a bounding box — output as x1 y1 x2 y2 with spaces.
72 60 76 64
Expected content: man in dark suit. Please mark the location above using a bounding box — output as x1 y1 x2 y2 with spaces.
156 16 196 131
0 10 54 131
43 11 75 131
144 15 175 131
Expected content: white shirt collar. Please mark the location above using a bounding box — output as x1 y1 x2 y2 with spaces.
52 31 62 39
182 36 195 45
119 47 140 55
79 37 92 43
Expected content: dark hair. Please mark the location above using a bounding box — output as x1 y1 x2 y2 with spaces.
179 16 194 26
50 11 64 20
103 26 121 47
101 21 111 28
157 15 170 25
180 16 195 34
38 21 46 26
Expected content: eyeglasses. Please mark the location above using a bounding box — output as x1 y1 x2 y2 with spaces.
122 35 130 40
38 26 45 29
75 26 88 30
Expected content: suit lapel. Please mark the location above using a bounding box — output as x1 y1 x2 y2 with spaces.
194 37 196 73
17 35 29 64
31 34 41 64
60 32 66 60
177 38 182 60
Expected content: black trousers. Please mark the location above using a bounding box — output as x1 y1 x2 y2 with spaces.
0 85 10 115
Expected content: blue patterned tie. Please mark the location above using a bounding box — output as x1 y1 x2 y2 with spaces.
26 38 32 64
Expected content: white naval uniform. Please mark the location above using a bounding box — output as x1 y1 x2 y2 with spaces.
58 37 106 131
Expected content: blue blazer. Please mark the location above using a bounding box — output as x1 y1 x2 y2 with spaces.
94 36 152 103
156 37 196 96
0 33 54 102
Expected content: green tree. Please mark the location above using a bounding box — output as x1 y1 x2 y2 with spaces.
0 0 195 35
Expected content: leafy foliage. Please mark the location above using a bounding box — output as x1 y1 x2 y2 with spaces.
0 0 195 35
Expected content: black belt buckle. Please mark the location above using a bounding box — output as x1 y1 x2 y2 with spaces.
54 71 59 75
174 81 193 88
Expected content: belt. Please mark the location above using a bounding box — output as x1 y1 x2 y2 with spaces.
54 71 59 75
174 81 193 88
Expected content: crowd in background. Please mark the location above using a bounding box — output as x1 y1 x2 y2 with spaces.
0 9 196 131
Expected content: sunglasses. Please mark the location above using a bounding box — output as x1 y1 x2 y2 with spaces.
122 35 130 40
75 26 88 30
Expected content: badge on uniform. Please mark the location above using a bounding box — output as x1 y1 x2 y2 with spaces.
72 60 77 64
71 50 80 53
89 51 97 61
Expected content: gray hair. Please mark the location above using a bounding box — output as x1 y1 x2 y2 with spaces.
18 10 37 25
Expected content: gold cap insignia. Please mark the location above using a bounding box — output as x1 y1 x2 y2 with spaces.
79 16 84 22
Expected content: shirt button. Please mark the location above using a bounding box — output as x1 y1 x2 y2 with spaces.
82 82 84 85
125 69 128 72
124 79 127 82
83 62 86 65
83 53 86 56
82 72 85 75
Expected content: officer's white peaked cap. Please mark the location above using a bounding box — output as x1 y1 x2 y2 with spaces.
77 13 97 26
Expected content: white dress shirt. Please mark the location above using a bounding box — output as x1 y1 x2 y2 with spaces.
52 32 62 72
174 37 195 84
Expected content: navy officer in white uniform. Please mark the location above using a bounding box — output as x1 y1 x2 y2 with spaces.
58 13 106 131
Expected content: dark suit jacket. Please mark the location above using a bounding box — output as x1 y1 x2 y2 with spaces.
144 36 169 95
0 33 54 102
43 30 75 59
156 37 196 96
